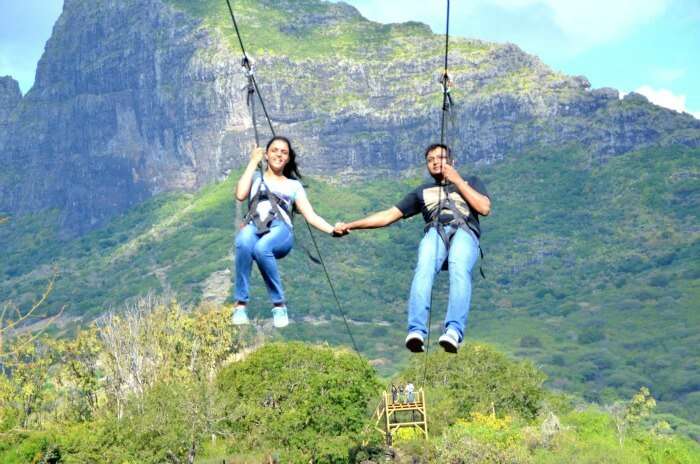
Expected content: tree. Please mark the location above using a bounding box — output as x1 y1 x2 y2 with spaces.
96 295 239 421
0 335 56 428
609 386 656 446
93 296 240 463
400 343 546 434
0 270 63 431
52 328 101 421
217 342 382 462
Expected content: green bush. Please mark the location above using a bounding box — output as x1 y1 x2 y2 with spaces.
436 415 531 464
0 432 54 464
216 342 382 462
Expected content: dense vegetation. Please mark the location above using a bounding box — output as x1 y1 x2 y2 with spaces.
1 299 698 463
2 144 698 432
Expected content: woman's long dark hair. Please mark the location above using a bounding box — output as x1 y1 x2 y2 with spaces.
266 136 302 180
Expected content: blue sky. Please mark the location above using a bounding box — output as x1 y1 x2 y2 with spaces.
0 0 697 117
0 0 63 94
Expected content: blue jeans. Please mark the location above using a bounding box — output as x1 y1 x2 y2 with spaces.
407 226 479 342
234 220 294 305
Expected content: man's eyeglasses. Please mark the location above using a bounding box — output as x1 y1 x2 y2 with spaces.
426 155 449 164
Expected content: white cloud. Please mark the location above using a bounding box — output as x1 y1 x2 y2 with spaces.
632 85 699 118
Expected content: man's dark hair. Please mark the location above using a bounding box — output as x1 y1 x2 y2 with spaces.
424 143 451 159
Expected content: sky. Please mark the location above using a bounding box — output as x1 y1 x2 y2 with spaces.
0 0 697 117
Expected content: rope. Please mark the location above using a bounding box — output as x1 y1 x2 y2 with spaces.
440 0 451 146
224 0 363 360
422 0 452 387
301 220 362 357
246 68 260 146
225 0 275 137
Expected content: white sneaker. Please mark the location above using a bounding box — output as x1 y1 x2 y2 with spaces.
438 328 460 353
405 332 425 353
232 306 250 325
272 306 289 328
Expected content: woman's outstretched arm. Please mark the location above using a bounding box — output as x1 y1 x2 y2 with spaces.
295 195 336 235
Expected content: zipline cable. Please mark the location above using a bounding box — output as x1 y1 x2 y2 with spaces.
440 0 452 146
224 0 363 360
225 0 274 137
422 0 452 387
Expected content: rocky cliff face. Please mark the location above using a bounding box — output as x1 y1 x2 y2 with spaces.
1 0 698 233
0 0 249 233
0 76 21 120
0 76 22 151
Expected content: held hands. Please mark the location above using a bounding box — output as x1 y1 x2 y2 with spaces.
332 222 350 237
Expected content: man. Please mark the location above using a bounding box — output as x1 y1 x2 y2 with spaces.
406 382 415 403
336 144 490 353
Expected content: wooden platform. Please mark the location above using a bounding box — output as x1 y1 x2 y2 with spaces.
373 388 428 442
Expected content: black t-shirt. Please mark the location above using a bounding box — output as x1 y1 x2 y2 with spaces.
395 175 489 237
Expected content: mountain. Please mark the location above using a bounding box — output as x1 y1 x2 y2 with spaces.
0 0 698 234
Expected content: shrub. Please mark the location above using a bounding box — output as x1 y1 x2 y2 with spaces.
401 343 546 434
435 414 531 464
520 336 543 349
217 342 382 462
578 326 605 344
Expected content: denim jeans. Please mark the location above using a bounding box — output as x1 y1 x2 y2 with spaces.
234 220 294 305
407 225 479 342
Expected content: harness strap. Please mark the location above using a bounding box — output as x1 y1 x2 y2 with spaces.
424 188 486 278
243 183 292 234
243 182 322 265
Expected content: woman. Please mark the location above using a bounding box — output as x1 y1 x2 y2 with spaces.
233 136 341 328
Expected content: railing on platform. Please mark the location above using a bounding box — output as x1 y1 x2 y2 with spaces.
373 388 428 442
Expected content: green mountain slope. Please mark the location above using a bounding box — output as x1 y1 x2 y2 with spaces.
168 0 462 60
2 144 698 427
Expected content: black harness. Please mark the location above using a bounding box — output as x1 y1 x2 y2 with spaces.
242 177 322 264
424 187 486 278
243 180 292 235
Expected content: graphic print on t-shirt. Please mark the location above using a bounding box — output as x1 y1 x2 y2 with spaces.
250 174 306 227
422 186 472 221
395 174 489 237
